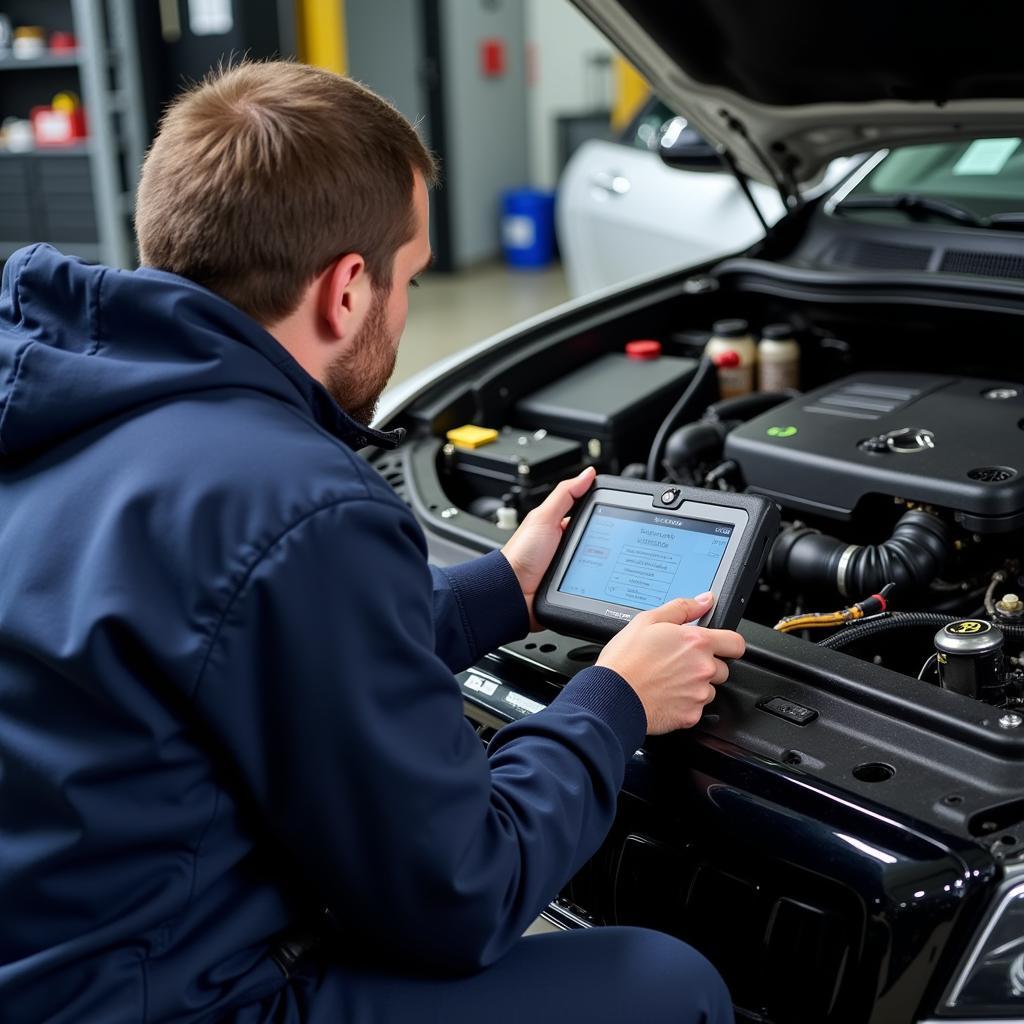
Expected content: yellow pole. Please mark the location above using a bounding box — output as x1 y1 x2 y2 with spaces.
611 56 649 131
297 0 348 74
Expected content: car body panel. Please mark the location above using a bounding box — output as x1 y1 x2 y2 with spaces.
557 138 783 296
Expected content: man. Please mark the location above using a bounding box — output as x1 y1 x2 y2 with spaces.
0 62 741 1022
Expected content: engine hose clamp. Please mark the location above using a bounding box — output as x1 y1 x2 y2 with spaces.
836 544 861 599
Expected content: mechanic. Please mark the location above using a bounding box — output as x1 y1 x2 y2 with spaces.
0 62 741 1023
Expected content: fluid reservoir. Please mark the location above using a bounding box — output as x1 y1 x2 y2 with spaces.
705 319 756 398
934 619 1005 700
757 323 800 392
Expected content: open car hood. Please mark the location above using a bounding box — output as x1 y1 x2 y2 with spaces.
572 0 1024 197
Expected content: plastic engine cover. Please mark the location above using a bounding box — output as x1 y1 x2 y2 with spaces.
724 372 1024 532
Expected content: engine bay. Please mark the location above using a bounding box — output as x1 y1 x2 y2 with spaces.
382 269 1024 716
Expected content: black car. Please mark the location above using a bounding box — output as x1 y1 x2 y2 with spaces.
372 4 1024 1021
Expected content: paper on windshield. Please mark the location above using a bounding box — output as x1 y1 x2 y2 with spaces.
953 138 1021 176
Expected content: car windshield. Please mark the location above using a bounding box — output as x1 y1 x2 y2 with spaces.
839 138 1024 223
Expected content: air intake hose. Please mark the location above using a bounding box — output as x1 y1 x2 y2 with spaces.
768 509 950 599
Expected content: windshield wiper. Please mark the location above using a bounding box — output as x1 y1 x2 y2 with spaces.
987 212 1024 232
835 193 1024 232
834 193 983 227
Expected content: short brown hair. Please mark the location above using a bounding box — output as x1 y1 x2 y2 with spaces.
135 61 437 324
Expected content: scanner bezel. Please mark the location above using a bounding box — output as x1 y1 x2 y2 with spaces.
536 476 780 641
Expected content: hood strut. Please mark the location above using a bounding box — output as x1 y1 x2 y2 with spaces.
719 148 771 234
721 112 801 211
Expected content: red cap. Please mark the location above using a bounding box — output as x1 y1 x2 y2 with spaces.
713 350 741 368
625 339 662 361
49 31 77 51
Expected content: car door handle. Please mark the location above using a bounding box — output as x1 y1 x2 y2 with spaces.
590 172 631 196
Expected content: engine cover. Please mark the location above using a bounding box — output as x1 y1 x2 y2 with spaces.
725 372 1024 532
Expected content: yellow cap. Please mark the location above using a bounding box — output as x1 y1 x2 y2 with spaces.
51 92 81 113
446 425 499 450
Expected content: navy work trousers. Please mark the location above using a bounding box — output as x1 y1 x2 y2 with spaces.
250 926 734 1023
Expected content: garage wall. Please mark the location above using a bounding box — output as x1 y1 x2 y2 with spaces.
525 0 614 190
344 0 430 136
440 0 530 266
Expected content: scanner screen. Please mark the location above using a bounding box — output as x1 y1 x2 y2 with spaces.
559 504 733 611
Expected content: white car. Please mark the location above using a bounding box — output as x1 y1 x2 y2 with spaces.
557 100 854 297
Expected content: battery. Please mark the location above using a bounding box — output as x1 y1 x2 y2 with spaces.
514 352 698 467
447 427 582 499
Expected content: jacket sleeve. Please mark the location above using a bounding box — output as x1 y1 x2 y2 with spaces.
191 497 646 972
429 551 529 673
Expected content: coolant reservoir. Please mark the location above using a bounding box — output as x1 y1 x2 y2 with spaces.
705 319 756 397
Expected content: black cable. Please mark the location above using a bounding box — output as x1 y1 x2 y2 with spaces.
985 571 1008 617
646 357 718 481
661 390 798 489
818 612 1024 651
704 390 796 424
929 584 989 616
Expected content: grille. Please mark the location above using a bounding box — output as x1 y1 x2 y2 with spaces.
830 238 932 271
372 455 409 505
940 249 1024 280
613 834 861 1021
804 380 923 420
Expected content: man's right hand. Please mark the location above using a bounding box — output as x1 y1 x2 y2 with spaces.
596 593 745 735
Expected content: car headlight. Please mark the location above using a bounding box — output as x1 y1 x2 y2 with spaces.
944 880 1024 1016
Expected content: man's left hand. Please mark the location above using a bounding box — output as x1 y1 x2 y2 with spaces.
501 466 596 632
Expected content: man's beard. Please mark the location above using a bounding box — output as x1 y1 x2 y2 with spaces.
323 289 397 427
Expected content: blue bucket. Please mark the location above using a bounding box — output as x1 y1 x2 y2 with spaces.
501 188 556 269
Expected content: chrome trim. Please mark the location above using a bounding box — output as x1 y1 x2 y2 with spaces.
836 544 862 599
540 902 595 931
590 171 632 196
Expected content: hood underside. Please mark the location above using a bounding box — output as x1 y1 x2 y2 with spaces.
572 0 1024 193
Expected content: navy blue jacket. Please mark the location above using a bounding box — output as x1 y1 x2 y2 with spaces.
0 245 647 1023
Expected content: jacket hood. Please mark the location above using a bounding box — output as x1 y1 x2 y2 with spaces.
0 244 401 462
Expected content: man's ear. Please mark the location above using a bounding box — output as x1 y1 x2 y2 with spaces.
319 253 371 341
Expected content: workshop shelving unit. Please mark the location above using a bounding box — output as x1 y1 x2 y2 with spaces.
0 0 147 267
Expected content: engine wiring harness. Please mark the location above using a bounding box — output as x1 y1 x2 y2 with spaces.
773 583 895 634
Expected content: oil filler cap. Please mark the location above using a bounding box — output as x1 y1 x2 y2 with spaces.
859 427 935 454
886 427 935 453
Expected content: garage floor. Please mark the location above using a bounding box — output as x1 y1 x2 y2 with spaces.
392 261 570 387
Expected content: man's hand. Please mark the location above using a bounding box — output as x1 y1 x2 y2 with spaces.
597 595 745 734
501 466 596 631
